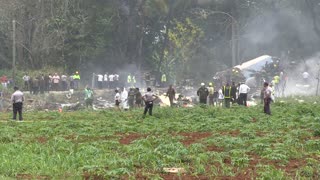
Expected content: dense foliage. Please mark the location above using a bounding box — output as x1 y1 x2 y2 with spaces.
0 97 320 179
0 0 319 81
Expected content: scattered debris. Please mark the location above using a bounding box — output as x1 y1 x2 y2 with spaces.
163 168 186 174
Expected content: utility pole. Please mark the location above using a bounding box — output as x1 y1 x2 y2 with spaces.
12 20 16 87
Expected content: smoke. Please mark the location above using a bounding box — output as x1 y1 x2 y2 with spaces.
284 53 320 96
240 5 319 61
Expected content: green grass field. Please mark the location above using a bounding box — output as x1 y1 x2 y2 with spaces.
1 97 320 179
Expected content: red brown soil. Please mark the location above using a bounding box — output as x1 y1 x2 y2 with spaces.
160 174 210 180
36 136 48 144
82 172 104 180
220 130 240 137
64 134 114 143
179 132 212 146
119 133 146 145
283 159 307 176
256 131 268 137
207 145 224 152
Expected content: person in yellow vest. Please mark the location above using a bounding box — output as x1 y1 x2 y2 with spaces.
132 75 136 87
273 75 280 97
222 83 232 108
161 73 167 87
73 71 81 90
208 82 215 105
127 74 132 87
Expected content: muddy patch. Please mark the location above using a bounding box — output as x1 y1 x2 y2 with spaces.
179 132 212 146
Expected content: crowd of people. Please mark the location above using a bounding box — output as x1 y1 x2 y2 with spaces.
22 71 81 94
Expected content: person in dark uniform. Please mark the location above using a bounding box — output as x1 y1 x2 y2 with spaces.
222 83 232 108
166 85 176 107
197 83 209 105
230 82 237 104
135 88 143 108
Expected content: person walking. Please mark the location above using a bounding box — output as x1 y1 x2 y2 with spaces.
263 82 272 115
222 83 232 108
84 86 94 109
11 86 24 121
197 83 209 105
166 85 176 107
239 82 250 106
142 87 159 117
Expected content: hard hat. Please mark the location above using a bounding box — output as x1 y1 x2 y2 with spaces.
209 83 213 86
201 83 205 86
76 71 79 74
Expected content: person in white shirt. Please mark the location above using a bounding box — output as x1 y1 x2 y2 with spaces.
302 71 309 84
109 74 115 88
142 87 159 116
52 73 60 91
218 88 224 107
97 74 103 89
239 82 250 106
11 86 24 121
103 73 108 88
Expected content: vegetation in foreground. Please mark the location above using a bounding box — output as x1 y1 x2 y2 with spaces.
0 97 320 179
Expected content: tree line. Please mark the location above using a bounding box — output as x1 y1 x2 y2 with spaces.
0 0 319 83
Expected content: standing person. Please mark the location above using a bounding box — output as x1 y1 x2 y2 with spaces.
166 85 176 107
61 74 68 91
114 73 120 88
39 74 46 94
222 83 232 108
44 74 50 93
22 73 30 91
84 86 94 109
127 73 132 87
197 83 209 105
114 89 121 110
109 74 115 89
263 82 272 115
121 87 129 110
48 74 53 91
142 87 159 117
73 71 81 89
208 83 215 105
218 87 224 107
103 72 108 88
69 74 74 89
230 82 237 104
52 73 60 91
11 86 24 121
135 88 143 108
32 77 40 95
97 74 103 89
128 88 135 109
213 87 219 106
161 73 167 87
239 82 250 106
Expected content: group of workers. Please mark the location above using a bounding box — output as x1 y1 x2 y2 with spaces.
196 81 273 115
